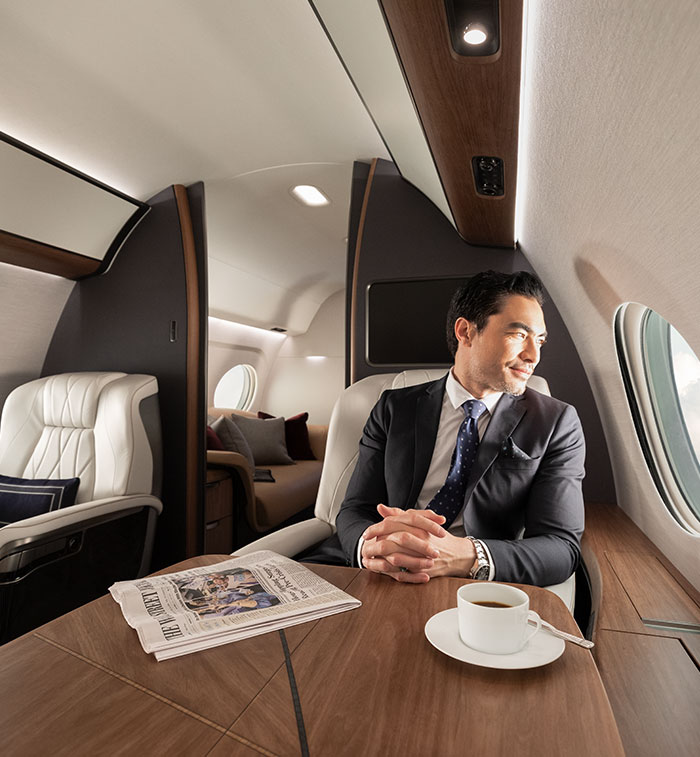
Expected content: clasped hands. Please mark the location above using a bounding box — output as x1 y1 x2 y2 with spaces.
360 504 476 583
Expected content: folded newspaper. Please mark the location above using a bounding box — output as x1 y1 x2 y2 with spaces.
109 550 361 660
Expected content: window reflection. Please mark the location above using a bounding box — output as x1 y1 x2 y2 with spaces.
670 327 700 463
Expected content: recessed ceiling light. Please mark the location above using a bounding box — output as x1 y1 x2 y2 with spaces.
463 24 487 45
290 185 330 207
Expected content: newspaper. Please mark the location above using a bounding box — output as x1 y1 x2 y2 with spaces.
109 550 361 660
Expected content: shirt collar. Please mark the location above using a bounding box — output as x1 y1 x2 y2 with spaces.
446 368 502 415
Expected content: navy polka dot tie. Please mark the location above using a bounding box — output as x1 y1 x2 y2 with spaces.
427 399 487 528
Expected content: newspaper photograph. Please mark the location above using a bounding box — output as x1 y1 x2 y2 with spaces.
109 550 361 660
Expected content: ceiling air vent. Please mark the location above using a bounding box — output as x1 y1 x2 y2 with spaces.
270 326 287 333
472 156 504 197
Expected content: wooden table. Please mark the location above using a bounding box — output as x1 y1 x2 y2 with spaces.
1 556 623 756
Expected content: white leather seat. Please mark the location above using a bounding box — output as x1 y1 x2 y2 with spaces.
236 370 574 610
0 372 163 641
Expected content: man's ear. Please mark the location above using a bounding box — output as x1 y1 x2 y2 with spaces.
454 317 475 347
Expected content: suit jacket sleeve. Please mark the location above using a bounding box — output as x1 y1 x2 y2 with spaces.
480 403 585 586
335 390 392 566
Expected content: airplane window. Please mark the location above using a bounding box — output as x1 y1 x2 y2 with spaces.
213 364 257 411
616 303 700 533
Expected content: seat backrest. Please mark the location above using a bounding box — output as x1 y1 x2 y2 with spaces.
315 370 550 527
0 372 161 502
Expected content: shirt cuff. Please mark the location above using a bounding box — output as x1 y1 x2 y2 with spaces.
356 536 364 568
477 539 496 581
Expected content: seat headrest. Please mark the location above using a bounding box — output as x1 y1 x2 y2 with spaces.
40 372 128 428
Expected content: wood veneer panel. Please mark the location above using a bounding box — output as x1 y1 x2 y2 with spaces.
595 630 700 757
0 228 100 278
174 184 201 557
36 556 359 728
680 633 700 668
1 634 221 755
348 158 377 384
380 0 523 246
231 572 623 756
208 733 275 757
606 551 700 628
583 503 700 636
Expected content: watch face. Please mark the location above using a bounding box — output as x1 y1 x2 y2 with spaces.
474 565 490 580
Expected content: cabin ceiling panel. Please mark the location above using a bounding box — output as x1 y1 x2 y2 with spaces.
310 0 453 225
0 0 388 198
206 161 351 334
517 0 700 588
0 0 389 327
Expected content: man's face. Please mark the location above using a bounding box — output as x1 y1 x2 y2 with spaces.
453 294 547 398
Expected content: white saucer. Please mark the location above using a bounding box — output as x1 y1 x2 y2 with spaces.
424 608 565 669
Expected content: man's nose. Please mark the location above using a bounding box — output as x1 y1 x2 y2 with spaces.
521 337 540 363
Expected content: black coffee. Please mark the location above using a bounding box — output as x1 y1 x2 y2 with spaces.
472 601 513 608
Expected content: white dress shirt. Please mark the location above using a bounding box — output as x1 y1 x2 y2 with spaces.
357 369 502 578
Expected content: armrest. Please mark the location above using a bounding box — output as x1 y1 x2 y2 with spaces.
0 495 162 579
0 495 162 549
206 450 256 528
233 518 334 558
207 450 253 482
308 424 328 461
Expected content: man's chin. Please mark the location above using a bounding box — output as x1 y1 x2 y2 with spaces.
502 375 529 395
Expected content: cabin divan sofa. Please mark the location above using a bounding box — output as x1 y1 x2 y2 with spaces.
207 407 328 533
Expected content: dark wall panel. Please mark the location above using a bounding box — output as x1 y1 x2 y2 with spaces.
43 184 207 568
348 158 615 504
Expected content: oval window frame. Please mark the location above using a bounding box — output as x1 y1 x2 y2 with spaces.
213 364 257 411
615 302 700 534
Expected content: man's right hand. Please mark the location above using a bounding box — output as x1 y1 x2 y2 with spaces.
360 505 446 583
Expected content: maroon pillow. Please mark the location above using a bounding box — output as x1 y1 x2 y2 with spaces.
206 425 225 451
257 411 315 460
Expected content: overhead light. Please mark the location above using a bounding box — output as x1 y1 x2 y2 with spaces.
290 185 330 207
463 24 487 45
445 1 500 57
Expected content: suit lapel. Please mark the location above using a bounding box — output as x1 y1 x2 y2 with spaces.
463 392 527 504
407 376 445 507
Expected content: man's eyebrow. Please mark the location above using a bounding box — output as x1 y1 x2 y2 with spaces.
506 321 548 338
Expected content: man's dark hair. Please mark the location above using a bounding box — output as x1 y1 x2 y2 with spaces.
445 271 545 357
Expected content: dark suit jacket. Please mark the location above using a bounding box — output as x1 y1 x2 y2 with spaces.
335 376 585 586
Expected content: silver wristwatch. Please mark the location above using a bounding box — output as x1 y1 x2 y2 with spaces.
466 537 490 580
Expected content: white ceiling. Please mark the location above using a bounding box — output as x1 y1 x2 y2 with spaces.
0 0 447 332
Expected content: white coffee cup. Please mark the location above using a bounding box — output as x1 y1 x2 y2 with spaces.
457 583 541 655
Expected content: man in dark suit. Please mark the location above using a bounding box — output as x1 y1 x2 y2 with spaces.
335 271 585 587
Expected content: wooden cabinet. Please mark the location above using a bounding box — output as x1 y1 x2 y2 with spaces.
204 469 234 554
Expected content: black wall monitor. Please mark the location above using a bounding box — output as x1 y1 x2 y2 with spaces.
366 277 471 366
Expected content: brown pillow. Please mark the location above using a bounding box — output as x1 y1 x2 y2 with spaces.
257 411 315 460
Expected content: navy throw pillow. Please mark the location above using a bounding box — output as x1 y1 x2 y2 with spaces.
0 474 81 526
